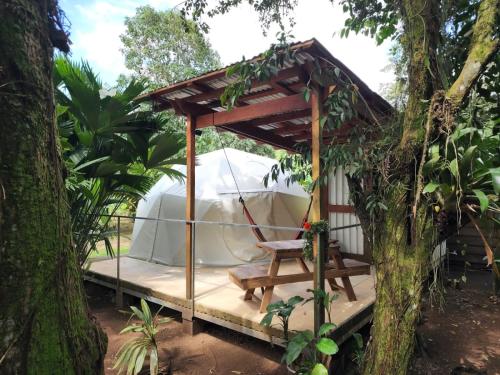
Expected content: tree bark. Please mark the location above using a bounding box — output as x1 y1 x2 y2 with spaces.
362 187 432 375
0 1 106 373
362 0 498 374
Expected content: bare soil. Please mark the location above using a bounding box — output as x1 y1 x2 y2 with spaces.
86 283 288 375
411 269 500 375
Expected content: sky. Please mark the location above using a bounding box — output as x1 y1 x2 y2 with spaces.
60 0 395 94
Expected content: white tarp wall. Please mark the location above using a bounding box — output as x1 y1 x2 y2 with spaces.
328 167 364 256
129 149 309 266
328 168 447 262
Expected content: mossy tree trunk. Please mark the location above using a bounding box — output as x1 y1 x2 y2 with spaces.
358 0 499 374
0 1 106 373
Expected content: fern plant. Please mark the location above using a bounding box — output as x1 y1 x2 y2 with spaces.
114 299 172 375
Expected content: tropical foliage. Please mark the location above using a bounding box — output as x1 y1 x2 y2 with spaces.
260 295 304 342
119 6 275 158
260 291 339 374
54 57 185 264
422 92 499 218
121 6 220 87
114 299 172 375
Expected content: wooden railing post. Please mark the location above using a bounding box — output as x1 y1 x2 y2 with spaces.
311 87 326 334
185 114 195 302
116 216 123 308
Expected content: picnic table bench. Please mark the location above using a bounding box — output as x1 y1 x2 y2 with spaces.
228 239 371 312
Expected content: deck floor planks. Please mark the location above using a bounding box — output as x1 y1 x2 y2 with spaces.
87 256 375 341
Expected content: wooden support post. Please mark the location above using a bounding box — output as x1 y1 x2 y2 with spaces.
185 114 195 302
116 216 123 308
311 88 327 334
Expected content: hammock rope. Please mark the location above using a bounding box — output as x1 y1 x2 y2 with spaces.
214 127 311 242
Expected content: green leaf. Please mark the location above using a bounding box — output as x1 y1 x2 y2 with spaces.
449 159 459 177
73 156 110 172
127 344 142 375
134 347 148 374
489 167 500 195
311 363 329 375
423 182 439 194
285 331 313 365
94 161 123 177
140 299 152 325
461 145 477 168
303 88 311 102
130 306 145 321
472 189 489 213
352 332 363 349
287 296 304 306
150 347 158 375
260 312 274 327
318 323 336 336
119 324 142 334
285 340 306 365
316 338 339 355
147 133 182 168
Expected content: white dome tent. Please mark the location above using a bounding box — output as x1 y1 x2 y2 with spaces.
129 148 309 266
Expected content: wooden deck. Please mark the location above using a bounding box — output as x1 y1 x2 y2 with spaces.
85 256 375 345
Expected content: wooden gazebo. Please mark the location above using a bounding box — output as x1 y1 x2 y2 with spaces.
138 38 392 330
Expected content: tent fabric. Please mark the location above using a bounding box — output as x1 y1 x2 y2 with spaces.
129 148 309 266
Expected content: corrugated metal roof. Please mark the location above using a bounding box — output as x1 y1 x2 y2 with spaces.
139 38 393 152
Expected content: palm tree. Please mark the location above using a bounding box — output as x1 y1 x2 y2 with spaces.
54 57 185 264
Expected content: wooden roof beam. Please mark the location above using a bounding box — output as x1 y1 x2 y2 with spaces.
195 93 310 129
275 123 311 136
221 108 311 130
222 124 298 152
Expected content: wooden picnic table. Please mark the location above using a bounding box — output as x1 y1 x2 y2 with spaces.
228 239 370 312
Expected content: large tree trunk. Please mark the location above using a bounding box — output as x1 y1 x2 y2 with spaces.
362 186 433 374
0 1 106 373
360 0 498 373
361 0 441 372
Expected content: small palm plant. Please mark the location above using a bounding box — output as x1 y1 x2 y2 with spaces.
114 299 172 375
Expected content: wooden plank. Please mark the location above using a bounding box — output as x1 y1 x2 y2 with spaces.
327 246 357 301
196 94 309 128
276 123 311 136
185 114 195 300
311 87 327 332
256 239 305 251
311 89 327 254
227 108 311 128
229 266 370 290
221 124 298 152
260 254 281 312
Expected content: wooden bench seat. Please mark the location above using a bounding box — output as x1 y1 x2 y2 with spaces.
325 258 370 274
228 261 370 291
228 264 269 290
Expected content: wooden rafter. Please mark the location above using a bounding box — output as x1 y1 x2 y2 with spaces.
222 124 298 151
196 93 310 128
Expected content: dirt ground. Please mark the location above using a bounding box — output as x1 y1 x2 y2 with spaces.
87 283 288 375
411 269 500 375
87 267 499 375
